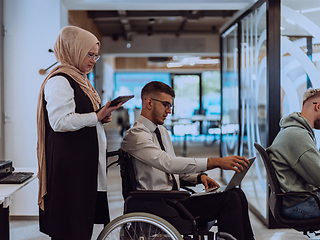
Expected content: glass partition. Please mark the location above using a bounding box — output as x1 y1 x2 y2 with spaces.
221 1 270 224
221 24 239 158
221 0 320 227
239 3 268 219
280 0 320 120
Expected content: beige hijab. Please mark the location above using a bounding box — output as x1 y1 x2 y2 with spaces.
37 26 101 210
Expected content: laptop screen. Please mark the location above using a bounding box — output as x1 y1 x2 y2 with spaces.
224 157 256 191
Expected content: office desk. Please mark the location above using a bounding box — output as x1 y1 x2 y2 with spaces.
0 168 37 240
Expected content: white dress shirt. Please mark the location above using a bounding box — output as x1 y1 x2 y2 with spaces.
44 75 107 191
122 115 207 190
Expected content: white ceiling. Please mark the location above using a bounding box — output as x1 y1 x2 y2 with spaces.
63 0 258 40
61 0 259 58
62 0 257 11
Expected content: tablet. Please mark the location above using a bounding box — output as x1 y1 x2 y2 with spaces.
109 95 134 107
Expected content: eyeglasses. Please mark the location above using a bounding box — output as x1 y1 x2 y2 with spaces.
151 98 173 110
86 53 100 61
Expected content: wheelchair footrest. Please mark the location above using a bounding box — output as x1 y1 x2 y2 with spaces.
198 220 216 234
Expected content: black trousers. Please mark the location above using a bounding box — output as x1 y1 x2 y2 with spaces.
94 191 110 225
181 188 254 240
51 191 110 240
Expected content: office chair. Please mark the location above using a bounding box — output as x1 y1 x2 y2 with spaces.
97 149 236 240
254 143 320 239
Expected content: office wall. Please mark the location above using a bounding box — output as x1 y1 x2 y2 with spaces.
102 34 220 56
3 0 64 215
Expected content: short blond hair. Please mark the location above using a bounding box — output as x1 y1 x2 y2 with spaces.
303 88 320 105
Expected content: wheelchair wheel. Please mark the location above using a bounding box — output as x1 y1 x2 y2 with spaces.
97 212 183 240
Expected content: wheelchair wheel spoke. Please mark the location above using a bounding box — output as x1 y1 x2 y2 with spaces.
97 213 182 240
124 223 134 240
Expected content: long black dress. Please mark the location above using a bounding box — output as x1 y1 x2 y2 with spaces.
39 73 99 240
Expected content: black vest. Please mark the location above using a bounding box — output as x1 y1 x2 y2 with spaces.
40 73 99 239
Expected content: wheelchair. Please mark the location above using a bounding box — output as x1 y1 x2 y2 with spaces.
97 149 236 240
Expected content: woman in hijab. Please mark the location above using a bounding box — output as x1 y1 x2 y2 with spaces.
37 26 121 240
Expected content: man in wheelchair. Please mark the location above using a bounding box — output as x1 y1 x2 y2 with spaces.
121 81 255 240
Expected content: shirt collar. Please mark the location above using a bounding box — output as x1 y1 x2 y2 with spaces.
138 115 157 133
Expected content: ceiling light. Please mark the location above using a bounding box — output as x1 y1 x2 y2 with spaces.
197 59 220 64
121 19 129 24
167 62 183 68
148 18 156 24
172 56 179 61
167 56 219 68
126 43 131 48
189 61 196 66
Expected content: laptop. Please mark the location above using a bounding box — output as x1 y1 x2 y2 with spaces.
191 156 256 197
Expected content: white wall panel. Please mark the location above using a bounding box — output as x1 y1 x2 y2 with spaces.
3 0 62 215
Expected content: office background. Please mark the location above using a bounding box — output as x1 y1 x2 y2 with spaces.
1 0 320 230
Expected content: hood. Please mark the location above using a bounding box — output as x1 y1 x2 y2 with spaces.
280 112 315 140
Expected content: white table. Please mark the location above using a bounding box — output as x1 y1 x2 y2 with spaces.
0 168 37 240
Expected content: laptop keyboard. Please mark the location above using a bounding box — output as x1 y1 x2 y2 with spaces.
0 172 34 184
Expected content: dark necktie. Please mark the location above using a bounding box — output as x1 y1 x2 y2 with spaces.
154 127 178 190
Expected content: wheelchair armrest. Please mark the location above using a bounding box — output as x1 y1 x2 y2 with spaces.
180 179 196 187
106 150 119 158
128 190 191 200
276 191 320 209
180 179 197 194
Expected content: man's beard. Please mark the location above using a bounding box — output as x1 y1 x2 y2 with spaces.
314 117 320 129
151 108 164 125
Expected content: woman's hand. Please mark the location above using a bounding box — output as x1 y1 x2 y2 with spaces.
101 114 112 124
96 101 122 122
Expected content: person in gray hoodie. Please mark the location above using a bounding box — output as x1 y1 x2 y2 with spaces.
267 88 320 219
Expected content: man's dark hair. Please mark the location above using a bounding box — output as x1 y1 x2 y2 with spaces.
141 81 175 100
